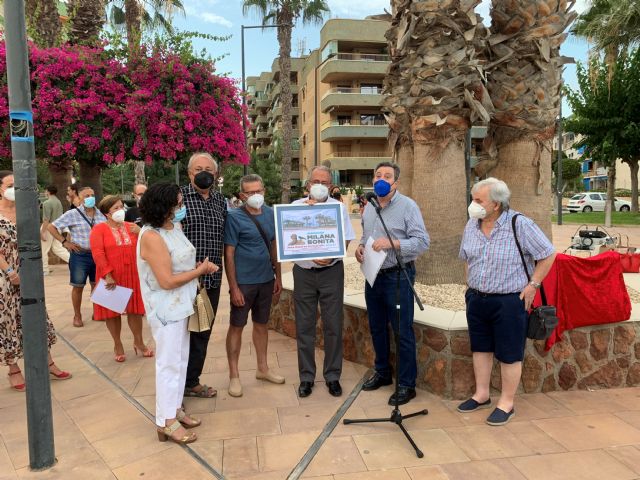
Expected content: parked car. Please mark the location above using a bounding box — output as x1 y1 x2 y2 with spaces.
567 192 631 212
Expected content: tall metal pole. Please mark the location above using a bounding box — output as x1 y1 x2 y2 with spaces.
465 128 472 209
556 95 563 225
4 0 56 470
241 25 248 176
175 161 180 185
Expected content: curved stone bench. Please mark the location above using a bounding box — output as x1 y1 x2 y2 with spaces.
269 262 640 399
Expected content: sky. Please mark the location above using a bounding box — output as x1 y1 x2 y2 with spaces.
170 0 593 115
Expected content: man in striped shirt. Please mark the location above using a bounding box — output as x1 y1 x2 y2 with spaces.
355 162 430 406
457 177 555 426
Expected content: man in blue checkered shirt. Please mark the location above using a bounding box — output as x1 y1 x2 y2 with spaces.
457 177 555 426
180 152 227 398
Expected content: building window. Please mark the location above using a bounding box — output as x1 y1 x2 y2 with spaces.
337 115 352 125
360 114 385 126
292 159 300 171
360 84 382 94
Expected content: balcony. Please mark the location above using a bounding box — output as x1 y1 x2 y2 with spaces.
320 119 389 142
256 130 270 140
271 82 299 100
255 96 270 109
325 151 391 170
256 146 271 156
321 87 384 113
256 114 268 125
271 105 300 120
319 53 390 83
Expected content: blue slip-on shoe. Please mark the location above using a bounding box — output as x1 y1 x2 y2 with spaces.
486 407 515 426
456 398 491 413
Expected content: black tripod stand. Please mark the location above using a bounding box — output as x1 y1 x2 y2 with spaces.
343 195 427 458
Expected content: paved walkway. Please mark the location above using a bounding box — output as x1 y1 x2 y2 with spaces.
1 223 640 479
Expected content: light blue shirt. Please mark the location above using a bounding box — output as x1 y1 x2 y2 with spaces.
459 209 555 294
359 191 430 269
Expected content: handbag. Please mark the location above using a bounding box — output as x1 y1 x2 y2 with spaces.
511 214 559 340
188 281 215 332
615 234 640 272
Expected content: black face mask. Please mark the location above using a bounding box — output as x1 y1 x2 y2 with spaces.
194 171 215 190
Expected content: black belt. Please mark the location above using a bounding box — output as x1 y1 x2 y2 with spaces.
467 288 519 297
379 261 415 275
311 260 342 272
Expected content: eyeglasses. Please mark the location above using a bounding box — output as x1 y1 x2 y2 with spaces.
243 189 264 196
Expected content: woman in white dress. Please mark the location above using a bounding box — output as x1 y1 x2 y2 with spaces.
137 183 218 444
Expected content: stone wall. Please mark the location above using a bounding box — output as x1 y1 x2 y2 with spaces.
270 290 640 399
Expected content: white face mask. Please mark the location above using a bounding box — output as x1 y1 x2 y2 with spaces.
246 193 264 209
2 187 15 202
111 209 126 223
468 201 487 219
309 184 329 202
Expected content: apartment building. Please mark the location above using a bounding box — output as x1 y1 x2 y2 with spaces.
246 58 304 186
246 16 391 190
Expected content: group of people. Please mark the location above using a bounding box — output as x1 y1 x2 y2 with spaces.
0 153 555 444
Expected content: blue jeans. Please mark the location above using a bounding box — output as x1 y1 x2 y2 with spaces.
365 264 417 388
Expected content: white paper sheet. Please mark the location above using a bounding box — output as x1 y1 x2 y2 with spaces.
90 279 133 314
360 237 387 287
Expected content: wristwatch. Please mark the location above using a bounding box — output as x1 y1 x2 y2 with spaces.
528 280 541 289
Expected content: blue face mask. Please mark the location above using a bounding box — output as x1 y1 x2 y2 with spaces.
373 179 392 197
173 205 187 223
84 196 96 209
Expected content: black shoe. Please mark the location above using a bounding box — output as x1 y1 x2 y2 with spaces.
388 387 416 406
362 373 393 391
327 380 342 397
298 381 314 398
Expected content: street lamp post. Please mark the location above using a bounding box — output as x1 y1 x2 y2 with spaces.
556 95 563 225
241 24 289 176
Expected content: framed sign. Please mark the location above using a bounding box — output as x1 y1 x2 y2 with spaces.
274 203 346 262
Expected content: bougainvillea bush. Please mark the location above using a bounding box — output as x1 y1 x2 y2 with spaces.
0 39 248 167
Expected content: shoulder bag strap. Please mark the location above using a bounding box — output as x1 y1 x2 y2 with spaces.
73 206 95 229
240 206 276 268
511 214 548 306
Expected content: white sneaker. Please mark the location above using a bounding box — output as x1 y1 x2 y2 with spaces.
228 377 243 397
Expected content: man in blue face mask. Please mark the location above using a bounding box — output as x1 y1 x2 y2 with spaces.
48 186 107 327
355 162 430 406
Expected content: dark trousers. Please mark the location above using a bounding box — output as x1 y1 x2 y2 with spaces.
293 262 344 383
364 264 417 388
185 285 221 389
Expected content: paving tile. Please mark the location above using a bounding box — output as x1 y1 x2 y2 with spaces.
444 424 533 460
545 389 629 415
258 430 320 473
222 437 259 478
440 458 526 479
353 429 469 469
504 421 567 455
509 450 637 480
333 468 412 480
303 436 367 477
16 459 117 480
188 439 223 472
214 382 299 412
517 393 576 418
91 423 172 469
194 407 281 441
405 465 450 480
111 446 212 479
605 445 640 475
278 400 345 434
532 414 640 451
236 470 294 480
616 410 640 430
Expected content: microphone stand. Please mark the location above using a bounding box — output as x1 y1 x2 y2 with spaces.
343 195 427 458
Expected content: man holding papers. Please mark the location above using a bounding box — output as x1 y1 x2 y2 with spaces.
355 162 430 406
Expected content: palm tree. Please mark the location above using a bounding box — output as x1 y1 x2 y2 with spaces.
572 0 640 214
483 0 576 238
67 0 107 46
383 0 491 285
25 0 62 48
243 0 329 204
107 0 185 185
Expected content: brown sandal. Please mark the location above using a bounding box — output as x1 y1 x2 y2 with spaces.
157 421 197 444
177 409 201 429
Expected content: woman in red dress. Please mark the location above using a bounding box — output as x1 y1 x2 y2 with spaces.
90 195 152 362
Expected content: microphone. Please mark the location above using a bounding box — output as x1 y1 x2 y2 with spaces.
365 191 379 208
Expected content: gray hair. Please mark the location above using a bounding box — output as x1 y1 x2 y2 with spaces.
306 165 331 183
374 161 400 181
471 177 511 209
187 152 218 172
240 174 264 192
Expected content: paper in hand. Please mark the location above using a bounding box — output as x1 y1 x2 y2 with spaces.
90 279 133 314
360 237 387 287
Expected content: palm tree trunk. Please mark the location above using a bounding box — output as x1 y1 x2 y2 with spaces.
627 158 639 213
394 141 414 197
124 0 143 52
605 160 616 227
67 0 106 46
79 162 103 200
25 0 61 48
134 160 146 186
490 138 553 239
47 160 74 209
412 141 467 285
277 15 294 204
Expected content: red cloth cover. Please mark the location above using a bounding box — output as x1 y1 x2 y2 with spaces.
535 251 631 350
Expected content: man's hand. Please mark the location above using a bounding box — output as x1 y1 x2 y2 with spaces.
104 273 117 290
8 272 19 286
519 284 538 311
65 241 81 253
196 257 219 275
355 245 365 263
273 277 282 296
312 258 333 266
230 285 245 307
372 238 395 252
